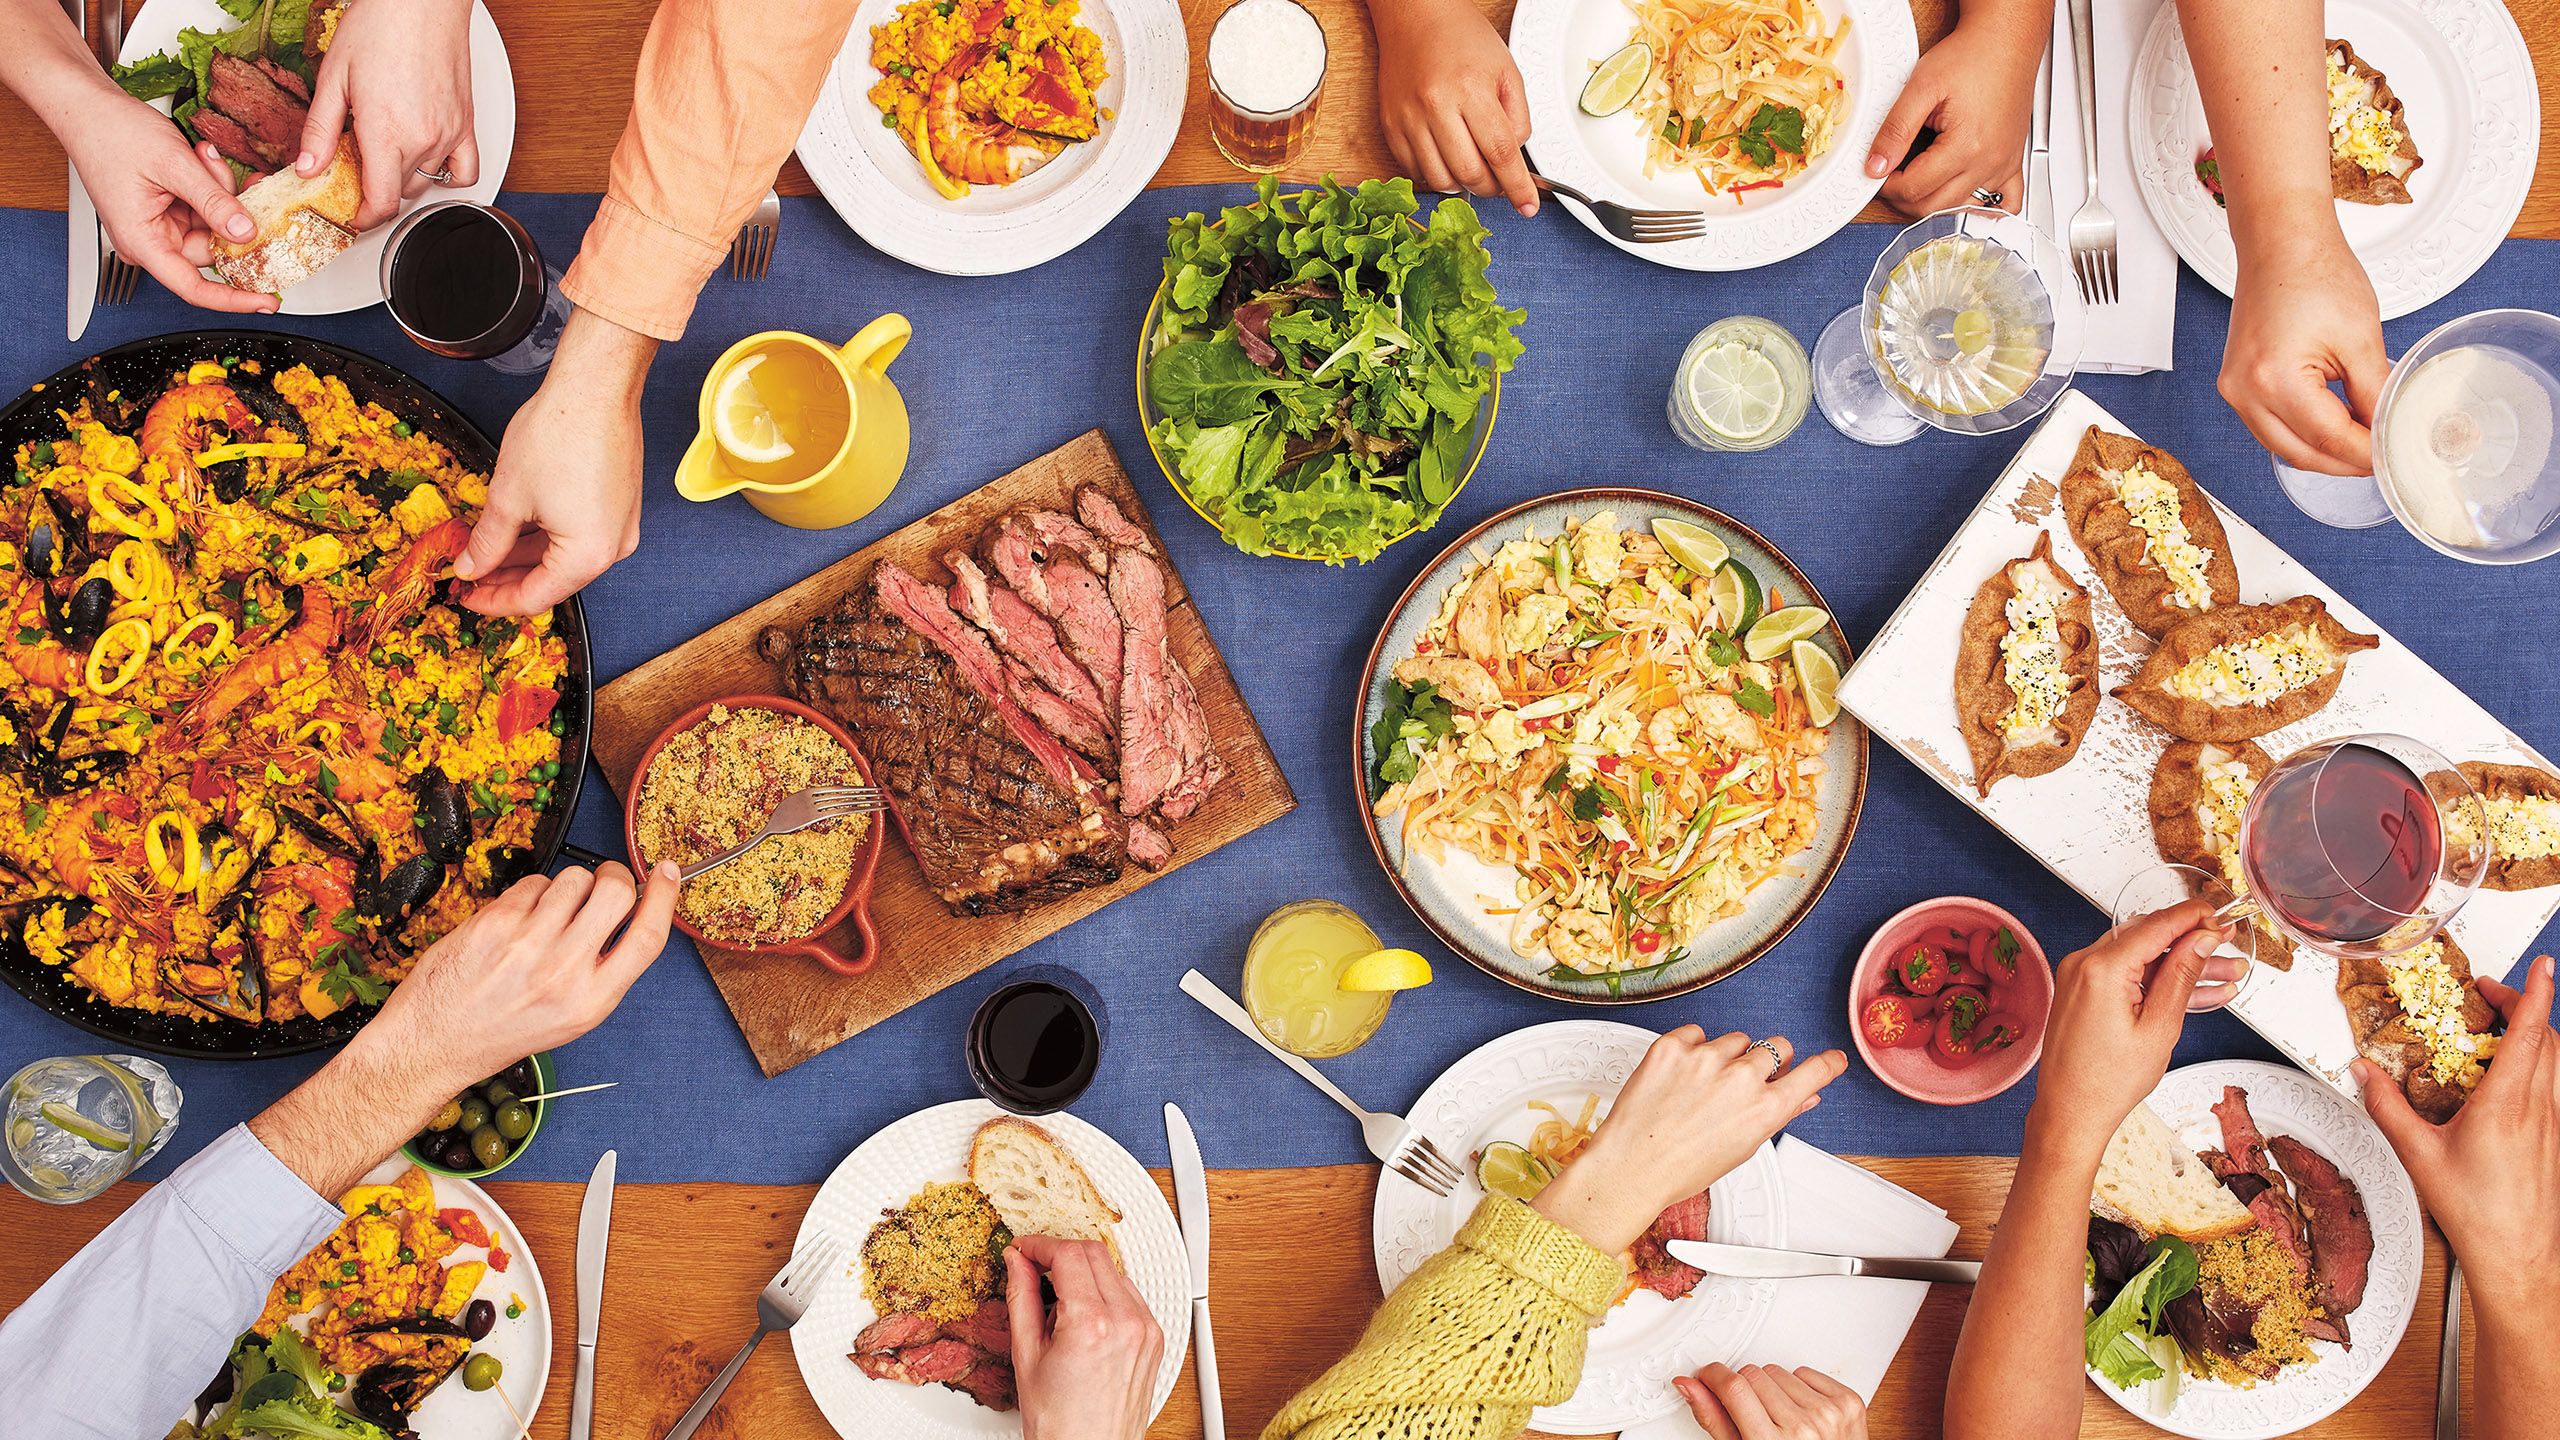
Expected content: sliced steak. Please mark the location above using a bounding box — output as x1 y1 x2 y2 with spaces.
1627 1190 1711 1300
874 563 1084 789
2245 1189 2314 1287
1075 487 1155 554
946 549 1110 730
985 516 1122 716
893 1338 983 1385
203 53 305 167
1103 545 1223 820
2270 1134 2372 1318
1126 820 1172 870
945 1299 1012 1358
952 1354 1018 1411
763 571 1122 916
251 54 311 104
2211 1087 2279 1185
1016 506 1109 574
853 1310 943 1354
1001 656 1116 763
190 108 286 174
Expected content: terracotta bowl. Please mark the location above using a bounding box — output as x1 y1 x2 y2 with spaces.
1848 897 2053 1106
624 694 884 976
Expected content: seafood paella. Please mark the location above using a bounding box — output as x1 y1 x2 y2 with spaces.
0 353 568 1035
868 0 1112 199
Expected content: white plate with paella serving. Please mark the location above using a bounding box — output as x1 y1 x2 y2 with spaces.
1374 1021 1788 1435
1358 490 1866 1001
796 0 1187 276
789 1099 1190 1439
1508 0 1917 271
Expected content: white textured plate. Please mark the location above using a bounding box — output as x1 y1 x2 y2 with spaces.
794 0 1186 277
2086 1060 2421 1439
2125 0 2539 320
1835 388 2560 1104
1373 1021 1788 1435
117 0 517 316
789 1100 1189 1439
1507 0 1916 272
334 1158 552 1440
1357 489 1867 1002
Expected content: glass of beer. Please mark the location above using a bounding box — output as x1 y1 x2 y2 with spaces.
1206 0 1328 173
378 200 570 376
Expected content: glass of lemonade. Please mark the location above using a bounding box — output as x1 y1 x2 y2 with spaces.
1206 0 1328 174
3 1055 181 1204
1669 317 1811 452
1242 900 1392 1058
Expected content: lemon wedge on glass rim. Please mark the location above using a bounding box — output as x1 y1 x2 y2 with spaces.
1339 947 1434 993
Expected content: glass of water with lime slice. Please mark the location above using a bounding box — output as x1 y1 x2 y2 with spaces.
1669 317 1811 453
2 1055 181 1204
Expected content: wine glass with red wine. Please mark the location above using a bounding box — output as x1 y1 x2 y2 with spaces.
2236 734 2489 960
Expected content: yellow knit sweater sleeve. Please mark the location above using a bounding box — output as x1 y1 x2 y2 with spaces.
1262 1197 1625 1440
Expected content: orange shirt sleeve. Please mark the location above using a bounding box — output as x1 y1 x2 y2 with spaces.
559 0 864 341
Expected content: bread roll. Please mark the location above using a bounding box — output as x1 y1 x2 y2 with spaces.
2093 1102 2256 1243
210 149 363 295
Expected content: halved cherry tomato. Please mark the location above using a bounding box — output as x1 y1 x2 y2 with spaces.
1949 959 1991 989
1982 926 2024 986
1936 984 1991 1044
494 682 559 742
1972 1012 2028 1056
1862 994 1930 1050
1895 942 1952 995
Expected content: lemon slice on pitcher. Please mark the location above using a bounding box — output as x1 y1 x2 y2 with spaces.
712 354 797 468
1339 948 1434 993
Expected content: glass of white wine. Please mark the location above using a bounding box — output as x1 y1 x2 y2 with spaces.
1814 206 2086 446
2271 308 2560 562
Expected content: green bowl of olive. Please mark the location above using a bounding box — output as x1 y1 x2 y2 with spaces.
404 1053 553 1179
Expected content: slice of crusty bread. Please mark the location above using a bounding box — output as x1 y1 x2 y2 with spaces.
2093 1102 2256 1243
970 1117 1124 1265
210 149 363 294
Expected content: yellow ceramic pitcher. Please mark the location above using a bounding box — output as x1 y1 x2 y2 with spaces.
675 316 912 530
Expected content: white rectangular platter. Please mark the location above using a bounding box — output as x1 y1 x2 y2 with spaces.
1836 389 2560 1099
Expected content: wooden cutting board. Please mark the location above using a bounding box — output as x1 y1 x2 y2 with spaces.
593 430 1294 1075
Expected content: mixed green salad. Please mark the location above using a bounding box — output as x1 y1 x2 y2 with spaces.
1145 175 1525 564
111 0 316 118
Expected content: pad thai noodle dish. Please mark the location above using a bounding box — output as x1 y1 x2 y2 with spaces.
868 0 1112 199
0 356 569 1030
1626 0 1850 197
1371 511 1834 981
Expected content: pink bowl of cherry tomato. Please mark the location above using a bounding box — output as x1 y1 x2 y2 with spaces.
1848 897 2052 1105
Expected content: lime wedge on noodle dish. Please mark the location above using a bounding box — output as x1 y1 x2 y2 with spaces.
1709 559 1763 632
1580 43 1652 117
1791 640 1842 727
1477 1141 1557 1202
1650 517 1730 577
1745 605 1830 661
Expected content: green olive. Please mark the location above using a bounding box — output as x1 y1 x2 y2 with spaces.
470 1128 509 1169
461 1354 503 1392
481 1082 515 1107
430 1099 463 1132
456 1097 492 1133
493 1101 534 1141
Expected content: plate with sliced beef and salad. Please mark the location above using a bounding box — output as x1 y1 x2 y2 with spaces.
791 1101 1188 1439
1373 1021 1788 1435
2082 1060 2419 1439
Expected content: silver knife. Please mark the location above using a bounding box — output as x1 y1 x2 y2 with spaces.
62 0 98 342
2027 14 2054 238
1165 1104 1223 1440
572 1150 617 1440
1667 1238 1980 1285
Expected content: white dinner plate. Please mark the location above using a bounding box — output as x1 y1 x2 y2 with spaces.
2125 0 2539 320
788 1100 1190 1440
2086 1060 2421 1439
1372 1021 1789 1435
1507 0 1917 271
794 0 1186 276
116 0 517 316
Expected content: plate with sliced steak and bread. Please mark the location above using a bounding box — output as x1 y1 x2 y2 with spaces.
592 431 1293 1075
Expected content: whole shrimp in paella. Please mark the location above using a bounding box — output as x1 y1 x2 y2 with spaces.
0 356 570 1030
867 0 1112 199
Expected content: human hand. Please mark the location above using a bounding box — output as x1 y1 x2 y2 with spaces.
297 0 477 228
64 102 272 313
456 312 656 615
1534 1026 1847 1254
1370 0 1536 216
1869 7 2044 217
1676 1363 1868 1440
367 861 679 1095
2358 955 2560 1305
1006 1235 1164 1440
2220 225 2388 475
2029 901 2222 1155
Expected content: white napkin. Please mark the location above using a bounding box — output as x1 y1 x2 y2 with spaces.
2043 0 2180 373
1618 1138 1963 1439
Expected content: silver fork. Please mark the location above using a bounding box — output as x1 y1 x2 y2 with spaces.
1528 172 1705 245
2064 0 2118 304
1178 970 1464 1195
730 189 781 281
98 0 141 307
663 1234 847 1440
676 783 884 883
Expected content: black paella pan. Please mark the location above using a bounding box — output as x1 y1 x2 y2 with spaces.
0 331 594 1059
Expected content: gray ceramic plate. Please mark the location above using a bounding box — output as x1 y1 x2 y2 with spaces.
1355 489 1868 1003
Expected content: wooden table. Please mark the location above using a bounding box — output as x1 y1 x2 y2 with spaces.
3 0 2554 239
0 1158 2476 1439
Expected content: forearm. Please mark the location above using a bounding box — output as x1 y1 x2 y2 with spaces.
542 308 659 405
0 0 118 124
2468 1282 2560 1440
1945 1112 2109 1440
1953 0 2051 45
250 1016 476 1198
1362 0 1478 46
2175 0 2338 269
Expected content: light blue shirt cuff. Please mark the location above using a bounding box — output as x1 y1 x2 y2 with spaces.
166 1124 347 1273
